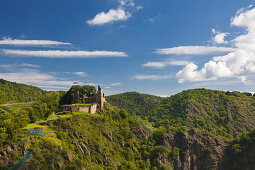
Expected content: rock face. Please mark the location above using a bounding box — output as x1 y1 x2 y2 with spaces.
159 129 226 170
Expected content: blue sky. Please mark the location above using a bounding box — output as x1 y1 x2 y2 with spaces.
0 0 255 96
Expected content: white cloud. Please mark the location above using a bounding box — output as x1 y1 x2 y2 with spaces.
136 6 143 10
0 38 70 46
169 60 190 66
87 0 142 26
0 63 40 70
132 74 171 80
118 0 139 8
142 61 167 69
0 64 17 70
87 8 131 25
145 14 161 23
213 33 228 44
2 49 128 58
110 82 121 86
0 69 80 90
73 72 87 77
156 46 234 55
177 7 255 83
64 72 88 77
142 60 190 69
211 29 228 44
19 63 40 68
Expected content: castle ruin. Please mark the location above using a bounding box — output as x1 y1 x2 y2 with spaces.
62 85 106 114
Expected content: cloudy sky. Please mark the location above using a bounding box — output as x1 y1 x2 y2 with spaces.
0 0 255 96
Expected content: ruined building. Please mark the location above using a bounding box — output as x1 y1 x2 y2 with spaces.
62 86 106 114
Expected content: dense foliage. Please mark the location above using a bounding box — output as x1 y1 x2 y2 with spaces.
0 79 46 104
223 129 255 170
0 91 60 148
106 92 163 115
109 89 255 142
60 85 97 104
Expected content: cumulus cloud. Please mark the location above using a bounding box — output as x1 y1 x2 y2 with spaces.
0 38 70 46
132 74 171 80
213 33 228 44
87 0 142 26
177 7 255 83
2 49 128 58
211 29 228 44
87 8 131 25
142 60 190 69
156 46 234 55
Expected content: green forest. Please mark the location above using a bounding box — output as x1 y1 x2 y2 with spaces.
0 80 255 169
0 79 46 104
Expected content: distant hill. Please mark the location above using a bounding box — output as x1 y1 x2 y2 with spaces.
106 92 163 115
108 89 255 141
0 79 46 104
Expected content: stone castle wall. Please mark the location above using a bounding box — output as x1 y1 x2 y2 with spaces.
78 104 97 114
62 104 97 114
78 106 90 113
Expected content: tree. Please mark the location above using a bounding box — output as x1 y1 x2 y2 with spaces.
82 85 97 97
60 85 97 104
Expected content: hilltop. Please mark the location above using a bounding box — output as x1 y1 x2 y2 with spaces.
108 89 255 141
106 92 163 115
0 79 46 104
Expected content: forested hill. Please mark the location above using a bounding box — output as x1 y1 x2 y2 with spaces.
108 89 255 141
0 79 46 104
106 92 163 115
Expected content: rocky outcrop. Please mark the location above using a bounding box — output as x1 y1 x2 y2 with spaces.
159 129 226 170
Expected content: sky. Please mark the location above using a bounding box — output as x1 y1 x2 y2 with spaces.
1 0 255 96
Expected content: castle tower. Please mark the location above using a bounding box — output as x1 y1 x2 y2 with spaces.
96 85 105 110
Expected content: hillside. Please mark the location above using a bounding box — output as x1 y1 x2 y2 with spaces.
106 92 163 115
0 100 229 169
223 128 255 170
1 87 255 169
0 103 155 169
0 79 46 104
109 89 255 141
